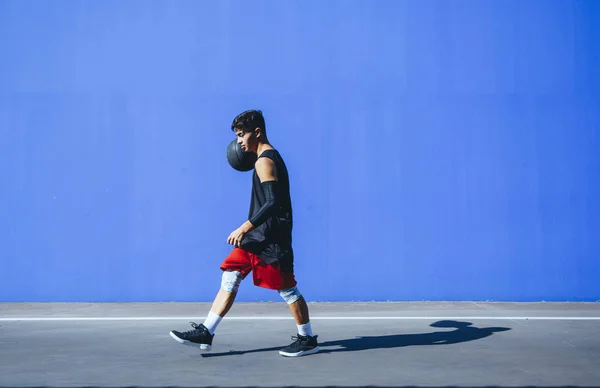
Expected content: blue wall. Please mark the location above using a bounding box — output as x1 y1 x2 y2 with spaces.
1 0 599 302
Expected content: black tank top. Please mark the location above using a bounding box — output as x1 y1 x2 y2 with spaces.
241 149 294 272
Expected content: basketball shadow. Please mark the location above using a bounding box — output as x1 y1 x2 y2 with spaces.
200 320 511 357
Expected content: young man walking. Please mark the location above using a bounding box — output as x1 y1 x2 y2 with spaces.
170 109 320 357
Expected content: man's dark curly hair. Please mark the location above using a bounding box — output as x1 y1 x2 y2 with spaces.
231 109 266 135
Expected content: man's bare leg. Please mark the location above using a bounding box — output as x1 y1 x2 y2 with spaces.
279 293 319 357
170 270 242 348
288 295 310 325
169 288 236 347
210 288 237 317
201 270 244 335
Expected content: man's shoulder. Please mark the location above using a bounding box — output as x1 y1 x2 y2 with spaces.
258 148 285 165
259 148 279 157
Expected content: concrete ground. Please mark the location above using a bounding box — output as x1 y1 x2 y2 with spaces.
1 302 599 387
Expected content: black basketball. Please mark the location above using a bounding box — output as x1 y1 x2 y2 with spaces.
226 139 257 172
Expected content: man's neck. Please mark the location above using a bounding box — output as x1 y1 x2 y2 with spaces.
256 141 274 157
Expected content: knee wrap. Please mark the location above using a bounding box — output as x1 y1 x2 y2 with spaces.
279 286 302 305
221 270 243 293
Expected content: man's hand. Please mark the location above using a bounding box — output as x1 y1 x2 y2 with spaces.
227 220 254 247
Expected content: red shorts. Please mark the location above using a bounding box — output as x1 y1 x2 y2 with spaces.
220 248 297 290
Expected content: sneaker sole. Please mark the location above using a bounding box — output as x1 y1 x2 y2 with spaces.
279 346 320 357
169 331 212 351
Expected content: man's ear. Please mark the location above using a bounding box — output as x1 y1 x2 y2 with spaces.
254 127 261 138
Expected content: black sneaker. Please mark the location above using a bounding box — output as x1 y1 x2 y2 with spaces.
279 334 320 357
169 322 214 350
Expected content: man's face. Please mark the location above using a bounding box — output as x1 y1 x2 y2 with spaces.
235 128 257 153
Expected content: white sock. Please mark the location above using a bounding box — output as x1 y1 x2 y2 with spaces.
297 322 313 337
203 311 222 335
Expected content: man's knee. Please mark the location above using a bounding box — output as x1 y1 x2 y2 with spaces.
279 286 302 304
221 270 243 293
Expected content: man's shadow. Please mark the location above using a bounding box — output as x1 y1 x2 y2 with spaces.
201 320 511 357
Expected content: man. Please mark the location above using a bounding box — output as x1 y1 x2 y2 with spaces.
169 109 320 357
